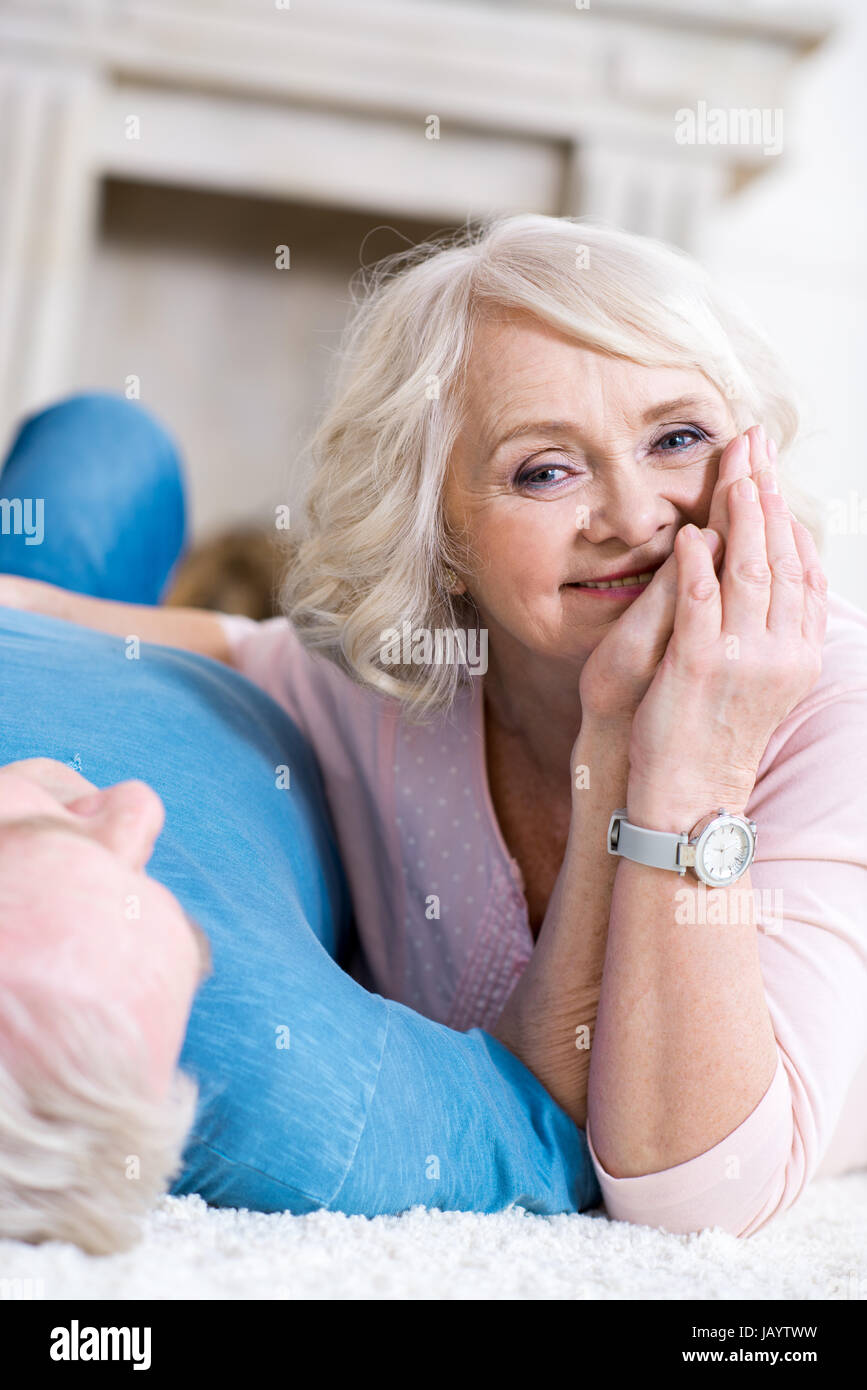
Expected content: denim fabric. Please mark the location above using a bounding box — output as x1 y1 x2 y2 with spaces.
0 393 185 603
0 393 601 1216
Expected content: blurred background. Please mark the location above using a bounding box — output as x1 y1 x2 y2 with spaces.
0 0 864 612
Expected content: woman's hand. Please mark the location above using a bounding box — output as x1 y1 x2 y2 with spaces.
577 545 696 732
626 431 828 829
0 574 68 616
577 425 761 732
0 573 234 662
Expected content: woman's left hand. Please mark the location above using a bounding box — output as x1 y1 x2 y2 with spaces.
626 431 829 830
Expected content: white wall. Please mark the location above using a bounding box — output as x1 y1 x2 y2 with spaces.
701 0 867 609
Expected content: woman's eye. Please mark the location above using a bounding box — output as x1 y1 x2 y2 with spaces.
655 428 707 452
516 458 575 489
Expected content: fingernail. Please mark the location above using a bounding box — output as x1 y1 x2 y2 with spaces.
767 438 778 464
737 476 758 501
756 423 766 445
756 467 777 494
700 528 721 552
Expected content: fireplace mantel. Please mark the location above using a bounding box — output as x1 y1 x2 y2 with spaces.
0 0 832 433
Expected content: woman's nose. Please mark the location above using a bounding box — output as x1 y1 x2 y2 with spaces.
69 780 166 871
582 463 670 547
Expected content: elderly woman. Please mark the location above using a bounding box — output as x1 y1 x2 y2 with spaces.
2 213 865 1238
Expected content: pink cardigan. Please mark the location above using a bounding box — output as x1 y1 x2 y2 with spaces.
218 589 867 1235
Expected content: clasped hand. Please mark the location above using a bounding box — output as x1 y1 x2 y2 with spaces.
578 426 828 824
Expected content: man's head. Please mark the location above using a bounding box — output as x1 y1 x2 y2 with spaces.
0 758 209 1253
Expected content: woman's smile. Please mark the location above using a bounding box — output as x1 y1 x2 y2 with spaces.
564 562 664 598
563 577 653 599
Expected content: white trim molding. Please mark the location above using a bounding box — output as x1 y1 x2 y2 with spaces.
0 0 832 432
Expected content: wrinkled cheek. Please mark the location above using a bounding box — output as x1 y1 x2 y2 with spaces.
476 558 536 619
683 464 719 522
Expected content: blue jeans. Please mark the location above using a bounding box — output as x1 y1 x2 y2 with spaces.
0 393 602 1217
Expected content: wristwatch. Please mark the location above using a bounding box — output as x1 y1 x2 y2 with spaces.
607 807 757 886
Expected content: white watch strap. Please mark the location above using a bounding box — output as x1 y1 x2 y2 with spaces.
607 809 691 875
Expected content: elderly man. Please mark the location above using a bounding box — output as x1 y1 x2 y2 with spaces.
0 758 205 1251
0 394 600 1254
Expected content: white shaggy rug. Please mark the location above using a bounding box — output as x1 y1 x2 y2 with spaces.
3 1175 866 1301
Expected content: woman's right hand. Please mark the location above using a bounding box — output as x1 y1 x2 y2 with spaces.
577 544 697 730
577 425 765 731
0 574 67 616
0 573 234 663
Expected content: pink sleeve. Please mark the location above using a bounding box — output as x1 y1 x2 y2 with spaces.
217 612 313 732
216 609 380 754
586 682 867 1237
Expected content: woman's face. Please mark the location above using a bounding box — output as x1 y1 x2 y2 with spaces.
443 309 737 670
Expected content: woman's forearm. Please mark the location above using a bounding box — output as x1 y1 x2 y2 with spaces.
3 577 232 663
490 715 631 1128
587 782 778 1178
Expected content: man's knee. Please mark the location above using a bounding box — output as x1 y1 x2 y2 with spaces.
1 391 186 602
9 392 183 492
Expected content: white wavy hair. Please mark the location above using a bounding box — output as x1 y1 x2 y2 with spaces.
0 982 197 1254
283 212 822 718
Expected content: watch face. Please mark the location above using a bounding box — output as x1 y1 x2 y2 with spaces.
698 819 753 885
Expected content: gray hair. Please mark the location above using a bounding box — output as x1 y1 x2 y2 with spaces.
0 983 197 1254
